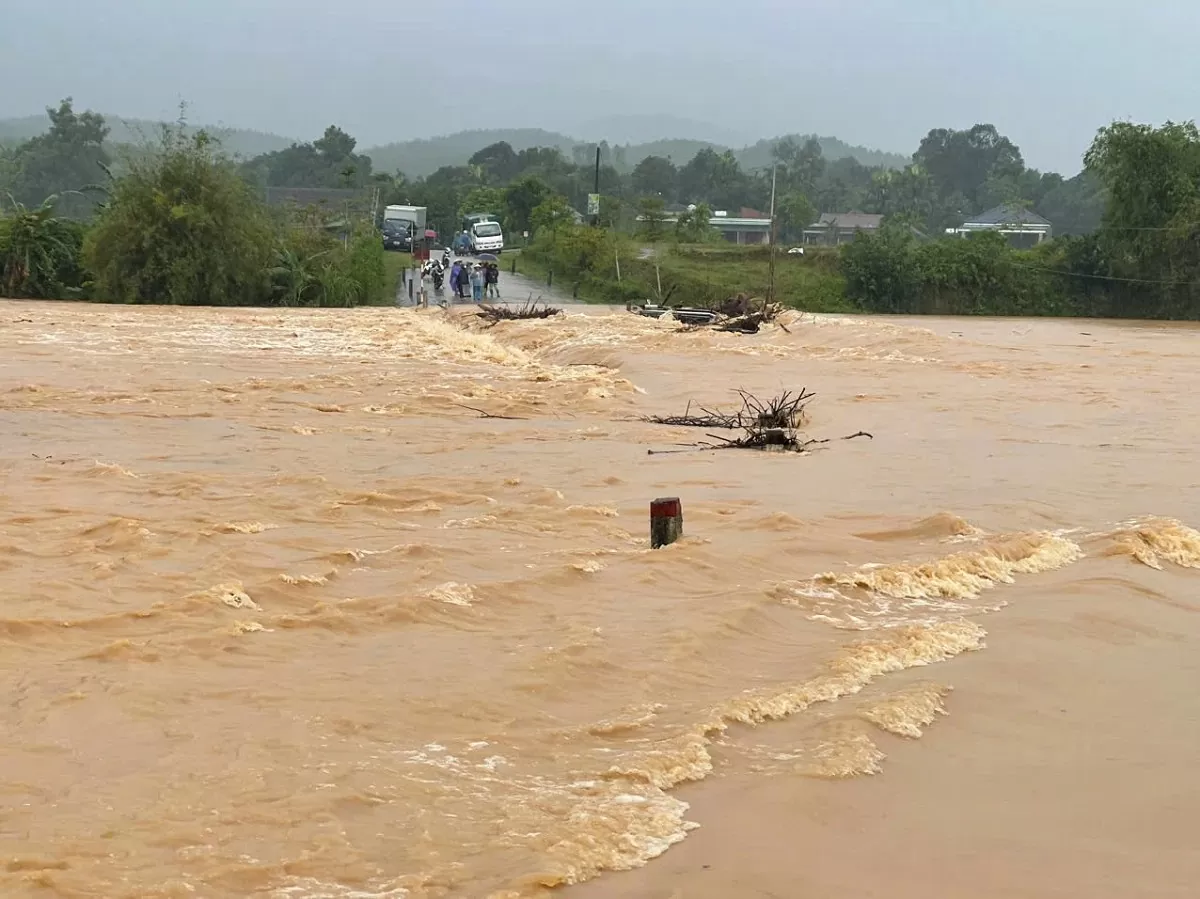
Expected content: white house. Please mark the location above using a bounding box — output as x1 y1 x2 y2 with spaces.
948 204 1053 247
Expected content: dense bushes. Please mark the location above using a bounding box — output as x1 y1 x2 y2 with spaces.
843 226 1095 317
0 200 90 299
0 129 389 306
85 131 276 305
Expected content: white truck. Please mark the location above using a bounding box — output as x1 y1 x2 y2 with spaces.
468 219 505 254
383 204 426 234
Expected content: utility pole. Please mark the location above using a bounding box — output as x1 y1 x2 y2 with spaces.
593 146 602 227
766 163 778 309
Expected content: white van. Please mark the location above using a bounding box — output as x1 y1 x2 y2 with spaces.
469 220 505 254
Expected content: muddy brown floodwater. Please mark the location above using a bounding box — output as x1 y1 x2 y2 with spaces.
2 301 1199 899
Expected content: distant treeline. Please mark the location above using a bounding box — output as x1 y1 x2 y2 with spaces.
2 99 1101 239
0 104 389 307
0 111 909 177
5 98 1200 320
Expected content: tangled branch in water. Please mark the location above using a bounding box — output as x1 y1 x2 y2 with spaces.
644 390 872 455
475 297 562 324
642 388 814 430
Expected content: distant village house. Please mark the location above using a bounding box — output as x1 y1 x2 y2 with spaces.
642 205 773 244
802 212 884 246
948 204 1052 248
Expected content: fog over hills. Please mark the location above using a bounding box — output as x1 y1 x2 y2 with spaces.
1 111 910 178
8 0 1198 172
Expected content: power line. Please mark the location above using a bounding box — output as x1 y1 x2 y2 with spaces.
1004 260 1200 286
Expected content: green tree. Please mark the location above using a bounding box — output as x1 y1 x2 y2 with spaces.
675 202 716 243
678 148 748 210
597 195 623 230
505 175 553 233
631 155 679 201
863 166 936 226
244 125 373 188
1037 171 1104 236
637 196 669 243
815 156 872 215
85 128 275 305
8 98 110 217
914 124 1025 212
775 192 817 242
459 186 508 222
469 141 520 182
1085 120 1200 316
530 194 575 236
840 222 923 314
773 136 826 197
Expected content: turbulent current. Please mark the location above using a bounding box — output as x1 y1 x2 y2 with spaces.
2 302 1199 898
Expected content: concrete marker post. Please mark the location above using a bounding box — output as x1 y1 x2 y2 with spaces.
650 497 683 548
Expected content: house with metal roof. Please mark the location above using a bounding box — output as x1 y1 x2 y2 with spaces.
636 206 773 244
949 204 1053 247
802 212 884 246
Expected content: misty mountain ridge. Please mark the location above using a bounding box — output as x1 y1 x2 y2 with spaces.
570 114 753 147
0 111 910 178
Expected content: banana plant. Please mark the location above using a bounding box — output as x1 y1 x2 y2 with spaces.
0 195 82 298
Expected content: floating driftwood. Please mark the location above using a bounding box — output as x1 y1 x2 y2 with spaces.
453 404 529 420
476 298 562 324
642 388 813 430
644 390 871 455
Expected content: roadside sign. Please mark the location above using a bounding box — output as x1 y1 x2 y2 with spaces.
587 194 601 216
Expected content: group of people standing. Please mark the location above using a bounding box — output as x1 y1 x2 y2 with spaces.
448 260 500 302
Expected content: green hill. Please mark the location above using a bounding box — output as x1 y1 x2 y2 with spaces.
622 135 908 171
0 113 296 159
366 129 909 178
622 139 716 168
2 112 910 177
365 128 579 177
737 135 909 171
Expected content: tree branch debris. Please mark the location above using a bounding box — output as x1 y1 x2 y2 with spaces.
644 390 873 455
475 298 562 324
642 389 813 430
453 403 530 420
629 294 790 335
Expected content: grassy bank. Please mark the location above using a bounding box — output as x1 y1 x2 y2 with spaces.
516 240 857 312
381 250 411 304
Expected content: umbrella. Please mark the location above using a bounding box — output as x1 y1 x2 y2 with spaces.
424 229 438 239
475 253 498 262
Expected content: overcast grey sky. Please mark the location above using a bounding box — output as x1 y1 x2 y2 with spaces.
4 0 1198 172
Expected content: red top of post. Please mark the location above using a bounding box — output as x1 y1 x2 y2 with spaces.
650 497 682 518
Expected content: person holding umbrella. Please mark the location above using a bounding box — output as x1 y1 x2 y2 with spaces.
475 253 500 299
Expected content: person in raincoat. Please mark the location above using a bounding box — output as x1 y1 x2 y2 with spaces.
469 263 485 302
449 261 464 298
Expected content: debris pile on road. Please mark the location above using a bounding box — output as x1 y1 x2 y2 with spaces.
628 293 787 334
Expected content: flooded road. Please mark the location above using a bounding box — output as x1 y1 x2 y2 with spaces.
2 302 1198 898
